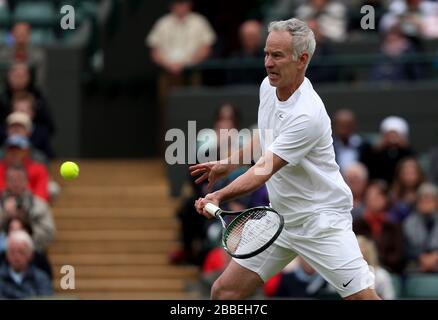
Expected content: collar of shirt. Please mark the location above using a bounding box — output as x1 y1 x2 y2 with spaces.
274 77 310 111
8 267 25 285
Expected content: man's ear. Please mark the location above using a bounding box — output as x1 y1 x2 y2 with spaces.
298 52 309 70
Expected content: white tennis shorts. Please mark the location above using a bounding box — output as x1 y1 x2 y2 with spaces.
233 211 375 298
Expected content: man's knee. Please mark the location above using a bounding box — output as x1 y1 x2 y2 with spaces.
211 278 245 300
344 288 381 300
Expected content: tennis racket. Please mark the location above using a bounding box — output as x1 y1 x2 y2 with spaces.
204 203 284 259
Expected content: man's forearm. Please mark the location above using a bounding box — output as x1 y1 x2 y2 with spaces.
214 157 270 203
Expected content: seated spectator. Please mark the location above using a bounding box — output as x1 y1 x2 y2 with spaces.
360 116 414 184
0 62 55 137
344 162 369 219
170 103 241 265
357 235 396 300
0 216 53 279
0 165 55 252
403 182 438 272
305 18 338 83
0 135 49 201
0 22 47 90
226 20 266 85
8 93 53 159
380 0 438 40
146 0 216 85
389 157 425 223
0 111 49 165
332 109 370 174
264 256 337 299
353 180 404 273
295 0 348 42
0 230 52 299
370 25 423 82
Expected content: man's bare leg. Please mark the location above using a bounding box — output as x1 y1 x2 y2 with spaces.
211 260 264 300
344 288 381 300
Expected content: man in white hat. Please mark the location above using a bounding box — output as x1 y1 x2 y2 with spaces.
360 116 414 183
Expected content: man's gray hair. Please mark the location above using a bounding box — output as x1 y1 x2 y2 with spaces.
6 230 34 252
268 18 316 68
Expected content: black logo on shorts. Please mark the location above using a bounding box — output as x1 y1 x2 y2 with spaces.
342 278 354 287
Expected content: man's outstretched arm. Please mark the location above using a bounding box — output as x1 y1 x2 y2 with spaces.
189 133 261 189
195 150 287 217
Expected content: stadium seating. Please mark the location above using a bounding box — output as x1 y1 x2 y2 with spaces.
49 160 200 299
403 274 438 299
13 1 57 27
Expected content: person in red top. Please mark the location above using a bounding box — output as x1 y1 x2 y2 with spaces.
0 135 48 202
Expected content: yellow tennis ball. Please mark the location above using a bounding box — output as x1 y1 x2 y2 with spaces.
60 161 79 180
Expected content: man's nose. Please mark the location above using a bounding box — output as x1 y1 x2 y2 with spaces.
265 55 273 68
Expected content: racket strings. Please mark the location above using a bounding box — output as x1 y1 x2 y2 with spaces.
225 209 281 255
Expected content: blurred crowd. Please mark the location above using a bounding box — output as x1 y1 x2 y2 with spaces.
0 11 57 299
146 0 438 91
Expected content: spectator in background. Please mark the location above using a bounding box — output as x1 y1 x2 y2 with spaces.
344 162 369 219
0 165 55 252
353 180 404 273
146 0 216 80
380 0 438 41
0 111 48 165
226 20 266 85
389 157 425 223
0 62 55 137
0 135 49 202
403 182 438 272
0 230 52 299
332 109 369 174
170 103 241 265
0 22 47 91
295 0 348 42
370 25 423 82
305 18 338 83
0 215 53 279
8 94 53 159
360 116 414 184
357 235 396 300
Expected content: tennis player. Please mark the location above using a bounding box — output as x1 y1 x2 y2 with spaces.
190 18 380 300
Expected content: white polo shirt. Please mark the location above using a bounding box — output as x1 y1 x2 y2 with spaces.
258 77 353 226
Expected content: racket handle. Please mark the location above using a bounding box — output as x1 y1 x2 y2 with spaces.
204 203 221 217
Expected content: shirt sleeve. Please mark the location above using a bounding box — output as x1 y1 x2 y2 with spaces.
196 15 216 46
146 18 165 48
268 113 321 166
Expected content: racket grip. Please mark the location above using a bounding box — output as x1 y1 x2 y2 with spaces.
204 203 221 217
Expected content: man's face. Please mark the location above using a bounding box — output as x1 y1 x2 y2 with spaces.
6 239 32 273
6 169 28 195
264 31 302 89
334 112 356 141
240 21 262 54
5 147 27 166
346 170 367 196
13 100 34 119
7 123 29 137
171 1 191 18
8 65 30 91
12 23 31 46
